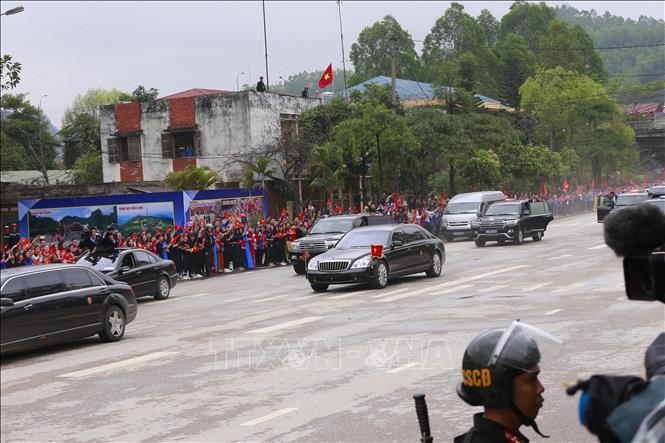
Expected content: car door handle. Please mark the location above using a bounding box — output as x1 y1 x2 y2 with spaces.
136 271 143 275
24 304 32 311
100 288 110 294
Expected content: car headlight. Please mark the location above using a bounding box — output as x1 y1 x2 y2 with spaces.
441 222 448 229
505 220 518 226
471 221 480 228
325 240 338 248
307 260 319 271
350 255 372 269
291 242 301 252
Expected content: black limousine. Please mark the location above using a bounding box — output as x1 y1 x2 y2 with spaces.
1 264 137 355
306 224 445 292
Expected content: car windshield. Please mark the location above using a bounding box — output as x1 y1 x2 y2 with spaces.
616 194 648 206
335 230 391 248
444 202 480 214
485 204 520 216
309 219 355 235
77 254 120 270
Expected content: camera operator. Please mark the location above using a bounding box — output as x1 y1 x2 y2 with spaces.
566 204 665 443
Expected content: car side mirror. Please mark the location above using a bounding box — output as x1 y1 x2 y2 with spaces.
1 298 14 307
523 210 530 215
392 240 403 248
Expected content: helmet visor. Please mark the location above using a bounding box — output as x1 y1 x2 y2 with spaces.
488 321 564 373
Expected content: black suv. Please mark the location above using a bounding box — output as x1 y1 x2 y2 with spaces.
289 214 393 274
473 200 553 247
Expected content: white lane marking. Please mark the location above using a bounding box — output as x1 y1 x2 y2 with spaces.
59 352 178 378
171 292 211 301
249 294 288 303
551 282 587 294
585 222 599 226
587 244 607 250
548 254 573 260
563 223 581 227
544 309 562 316
478 284 510 293
387 362 419 374
240 408 299 426
523 282 552 292
369 286 413 299
616 296 625 301
433 284 473 295
378 265 530 303
246 316 324 334
327 291 371 300
593 284 623 293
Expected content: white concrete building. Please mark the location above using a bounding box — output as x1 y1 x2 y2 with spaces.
99 89 320 183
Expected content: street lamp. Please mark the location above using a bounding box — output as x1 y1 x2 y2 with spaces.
1 5 24 16
236 71 245 91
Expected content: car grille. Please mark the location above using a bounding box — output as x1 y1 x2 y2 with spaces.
318 260 350 272
448 221 469 227
480 220 505 228
300 240 327 251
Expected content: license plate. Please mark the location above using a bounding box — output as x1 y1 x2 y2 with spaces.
453 232 465 236
486 229 497 234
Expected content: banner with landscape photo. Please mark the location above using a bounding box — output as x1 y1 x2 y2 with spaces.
28 206 117 240
116 202 175 237
189 196 264 226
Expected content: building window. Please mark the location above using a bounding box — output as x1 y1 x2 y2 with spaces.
107 136 141 163
161 130 201 159
280 113 299 145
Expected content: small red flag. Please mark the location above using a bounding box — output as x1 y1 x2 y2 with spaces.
603 177 609 189
501 183 507 194
562 178 569 192
318 64 333 89
591 177 595 190
371 244 384 258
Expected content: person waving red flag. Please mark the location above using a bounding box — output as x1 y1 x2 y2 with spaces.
318 64 333 89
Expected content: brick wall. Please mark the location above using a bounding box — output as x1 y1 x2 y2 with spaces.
169 97 195 128
120 161 144 182
173 157 197 172
116 103 141 132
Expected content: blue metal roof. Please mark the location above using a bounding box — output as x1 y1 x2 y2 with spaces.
345 75 505 105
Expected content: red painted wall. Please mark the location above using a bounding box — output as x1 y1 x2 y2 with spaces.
115 103 141 132
173 157 197 172
120 161 144 182
169 97 196 128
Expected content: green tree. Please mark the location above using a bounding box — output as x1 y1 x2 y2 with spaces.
0 54 21 91
538 19 607 81
59 113 101 168
298 96 354 145
71 150 103 185
499 0 556 49
308 143 347 202
494 34 536 107
432 61 478 114
349 15 420 85
477 9 499 46
245 156 278 191
0 93 59 183
460 149 502 189
61 87 129 127
164 165 221 190
498 142 562 193
519 68 617 151
131 85 159 102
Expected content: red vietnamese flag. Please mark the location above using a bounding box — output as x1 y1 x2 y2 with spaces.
318 64 333 89
562 178 569 192
501 182 507 194
591 176 595 190
603 177 609 189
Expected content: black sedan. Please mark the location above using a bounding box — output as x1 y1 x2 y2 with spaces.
306 224 445 292
77 248 177 300
1 264 137 355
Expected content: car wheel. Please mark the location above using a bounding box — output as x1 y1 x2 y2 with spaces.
513 227 524 245
532 231 543 242
310 282 329 292
293 261 306 275
371 260 389 289
426 252 442 278
475 239 486 247
154 276 170 300
99 305 125 342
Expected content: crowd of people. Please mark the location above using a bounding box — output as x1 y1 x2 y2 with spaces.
1 185 654 276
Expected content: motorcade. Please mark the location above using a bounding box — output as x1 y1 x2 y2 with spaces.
597 190 649 223
289 214 392 274
1 264 137 355
643 195 665 215
306 224 445 292
440 191 505 241
472 200 553 247
77 248 177 300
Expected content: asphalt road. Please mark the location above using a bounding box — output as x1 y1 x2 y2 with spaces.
2 211 663 443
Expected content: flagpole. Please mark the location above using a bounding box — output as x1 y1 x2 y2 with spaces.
337 0 348 98
262 0 270 92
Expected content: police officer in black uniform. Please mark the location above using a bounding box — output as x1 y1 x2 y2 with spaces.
455 321 563 443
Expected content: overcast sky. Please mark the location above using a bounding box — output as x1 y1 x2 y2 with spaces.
1 1 663 127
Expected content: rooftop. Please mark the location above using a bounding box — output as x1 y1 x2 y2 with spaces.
159 88 229 100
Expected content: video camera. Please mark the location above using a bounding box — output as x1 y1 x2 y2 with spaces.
603 204 665 302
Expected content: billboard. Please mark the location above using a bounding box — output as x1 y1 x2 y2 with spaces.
28 205 117 241
189 196 264 225
116 202 175 237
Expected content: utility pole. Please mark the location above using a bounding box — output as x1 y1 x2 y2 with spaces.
337 0 348 98
390 36 397 112
262 0 270 92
